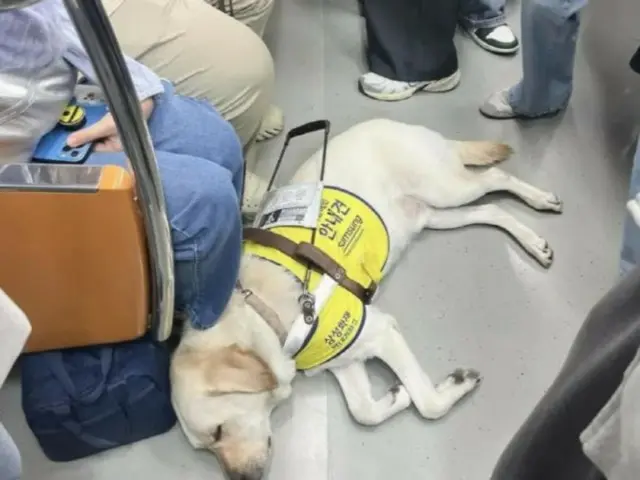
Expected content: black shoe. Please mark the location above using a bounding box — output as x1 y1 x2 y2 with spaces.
468 24 519 55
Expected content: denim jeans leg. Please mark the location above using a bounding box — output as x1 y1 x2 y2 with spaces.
160 154 242 330
86 84 244 330
88 148 242 331
508 0 588 117
147 82 244 197
144 85 244 328
459 0 506 30
0 422 21 480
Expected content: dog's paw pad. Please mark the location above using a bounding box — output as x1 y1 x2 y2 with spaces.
450 368 482 385
388 383 411 408
446 368 482 392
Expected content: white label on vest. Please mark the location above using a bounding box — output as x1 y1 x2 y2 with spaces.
254 182 323 230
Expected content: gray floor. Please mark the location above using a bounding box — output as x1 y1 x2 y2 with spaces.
2 0 640 479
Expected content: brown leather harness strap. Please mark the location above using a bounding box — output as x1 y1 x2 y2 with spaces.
235 281 287 342
243 227 377 304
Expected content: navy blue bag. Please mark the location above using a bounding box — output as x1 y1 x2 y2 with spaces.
20 337 176 462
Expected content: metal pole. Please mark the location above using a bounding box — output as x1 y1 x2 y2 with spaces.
62 0 175 342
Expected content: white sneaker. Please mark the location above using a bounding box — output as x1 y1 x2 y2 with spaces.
468 25 519 55
479 89 517 119
256 105 284 142
359 70 461 101
242 171 267 218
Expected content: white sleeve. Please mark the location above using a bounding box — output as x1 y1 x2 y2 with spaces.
0 289 31 389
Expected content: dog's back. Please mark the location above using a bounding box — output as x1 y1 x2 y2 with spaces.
290 119 512 267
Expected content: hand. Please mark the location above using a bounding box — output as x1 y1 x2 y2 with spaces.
66 98 155 153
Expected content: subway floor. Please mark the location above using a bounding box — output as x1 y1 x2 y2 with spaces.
1 0 639 479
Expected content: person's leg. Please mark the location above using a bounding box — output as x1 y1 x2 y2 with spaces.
102 0 282 149
0 422 21 480
458 0 519 55
92 149 242 329
359 0 460 101
480 0 588 119
621 136 640 276
144 83 245 194
86 87 244 328
205 0 274 38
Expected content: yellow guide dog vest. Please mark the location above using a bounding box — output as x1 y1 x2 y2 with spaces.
243 187 390 371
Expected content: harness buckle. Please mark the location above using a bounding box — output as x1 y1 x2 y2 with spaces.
298 292 316 325
363 282 377 304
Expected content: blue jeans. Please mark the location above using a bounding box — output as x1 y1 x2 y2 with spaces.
621 137 640 276
85 82 243 330
508 0 588 117
459 0 506 30
0 422 20 480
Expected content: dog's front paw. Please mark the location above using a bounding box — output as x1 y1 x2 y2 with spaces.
275 357 297 386
449 368 482 388
272 383 293 402
438 368 482 397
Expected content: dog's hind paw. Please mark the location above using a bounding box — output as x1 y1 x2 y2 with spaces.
528 238 554 268
533 192 563 214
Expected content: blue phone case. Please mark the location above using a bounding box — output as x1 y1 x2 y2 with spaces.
32 99 108 165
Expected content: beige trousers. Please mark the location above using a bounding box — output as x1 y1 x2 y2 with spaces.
204 0 274 38
102 0 275 150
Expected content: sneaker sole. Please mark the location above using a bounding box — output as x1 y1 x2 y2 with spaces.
467 30 519 55
360 70 461 102
479 107 518 119
479 106 563 120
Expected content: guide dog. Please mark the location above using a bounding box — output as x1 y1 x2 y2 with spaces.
170 118 563 480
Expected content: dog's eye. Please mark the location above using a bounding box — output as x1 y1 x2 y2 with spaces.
213 425 223 442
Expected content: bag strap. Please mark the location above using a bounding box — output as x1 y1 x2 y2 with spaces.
46 348 113 403
60 419 119 449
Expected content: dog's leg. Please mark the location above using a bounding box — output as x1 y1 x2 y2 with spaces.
429 167 563 213
424 204 554 267
330 362 412 426
367 307 482 420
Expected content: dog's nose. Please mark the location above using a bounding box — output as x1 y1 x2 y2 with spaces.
226 467 264 480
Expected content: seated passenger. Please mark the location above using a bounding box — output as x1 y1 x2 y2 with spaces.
0 0 248 330
101 0 283 210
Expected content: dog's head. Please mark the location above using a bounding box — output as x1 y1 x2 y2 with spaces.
171 340 289 480
172 257 301 478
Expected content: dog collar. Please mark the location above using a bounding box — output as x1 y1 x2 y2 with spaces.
235 281 288 342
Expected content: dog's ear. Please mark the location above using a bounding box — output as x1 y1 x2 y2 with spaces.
204 344 277 395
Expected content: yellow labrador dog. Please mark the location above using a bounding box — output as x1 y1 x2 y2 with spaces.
170 119 562 480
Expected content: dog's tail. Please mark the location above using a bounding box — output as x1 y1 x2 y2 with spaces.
452 140 513 167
